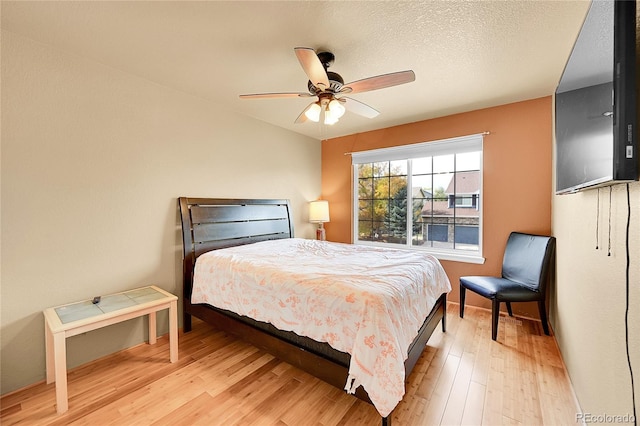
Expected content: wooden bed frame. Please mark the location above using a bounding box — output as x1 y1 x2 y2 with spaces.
178 197 447 425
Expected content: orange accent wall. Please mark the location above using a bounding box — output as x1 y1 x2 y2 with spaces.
321 97 553 316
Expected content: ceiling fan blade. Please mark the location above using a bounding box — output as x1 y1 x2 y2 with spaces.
239 92 312 99
294 47 330 90
342 97 380 119
342 70 415 95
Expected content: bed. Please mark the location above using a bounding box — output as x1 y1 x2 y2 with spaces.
179 197 450 425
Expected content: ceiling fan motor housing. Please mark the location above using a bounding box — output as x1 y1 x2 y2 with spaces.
308 71 344 94
316 51 335 68
306 50 345 94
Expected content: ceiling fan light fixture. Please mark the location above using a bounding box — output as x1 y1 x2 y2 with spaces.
324 114 338 125
328 99 346 119
324 106 339 125
305 103 322 122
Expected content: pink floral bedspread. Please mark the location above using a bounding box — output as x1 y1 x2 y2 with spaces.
191 238 451 416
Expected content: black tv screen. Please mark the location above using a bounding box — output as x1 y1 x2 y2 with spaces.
555 0 637 194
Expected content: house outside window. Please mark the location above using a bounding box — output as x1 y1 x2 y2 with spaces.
351 134 484 264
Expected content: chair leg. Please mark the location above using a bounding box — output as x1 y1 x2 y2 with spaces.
459 286 466 318
538 300 550 335
492 299 500 341
506 301 513 317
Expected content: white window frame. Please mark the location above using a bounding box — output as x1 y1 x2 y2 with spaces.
351 134 485 264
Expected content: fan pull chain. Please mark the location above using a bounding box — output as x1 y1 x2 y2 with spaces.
608 186 612 256
595 188 600 250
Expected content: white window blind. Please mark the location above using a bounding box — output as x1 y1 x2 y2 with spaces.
351 133 484 164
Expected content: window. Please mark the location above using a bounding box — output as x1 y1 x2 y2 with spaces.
352 134 484 264
450 194 477 208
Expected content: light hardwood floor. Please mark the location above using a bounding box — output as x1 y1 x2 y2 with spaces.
1 303 580 425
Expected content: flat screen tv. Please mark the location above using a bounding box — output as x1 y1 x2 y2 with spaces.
555 0 637 194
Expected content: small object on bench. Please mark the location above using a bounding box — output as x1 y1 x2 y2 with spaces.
92 296 101 304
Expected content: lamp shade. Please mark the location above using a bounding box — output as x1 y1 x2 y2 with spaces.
304 103 321 122
328 99 345 118
309 200 330 223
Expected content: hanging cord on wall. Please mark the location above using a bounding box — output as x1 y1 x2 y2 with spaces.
608 186 612 256
596 188 600 250
624 183 637 426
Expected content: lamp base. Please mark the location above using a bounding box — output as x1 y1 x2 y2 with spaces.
316 226 326 241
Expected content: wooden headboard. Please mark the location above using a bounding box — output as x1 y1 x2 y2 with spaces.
178 197 294 301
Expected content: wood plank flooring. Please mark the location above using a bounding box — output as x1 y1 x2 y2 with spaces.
1 303 580 425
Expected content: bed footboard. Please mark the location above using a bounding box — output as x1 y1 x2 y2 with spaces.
184 291 446 421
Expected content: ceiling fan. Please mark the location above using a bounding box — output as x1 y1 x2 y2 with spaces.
239 47 415 125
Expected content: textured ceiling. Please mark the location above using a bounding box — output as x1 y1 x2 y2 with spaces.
1 1 591 140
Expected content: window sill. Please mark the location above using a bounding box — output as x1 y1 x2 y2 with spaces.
429 250 485 264
354 241 486 264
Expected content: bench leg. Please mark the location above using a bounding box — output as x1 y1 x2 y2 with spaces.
53 332 68 413
45 318 55 384
148 311 157 344
169 300 179 362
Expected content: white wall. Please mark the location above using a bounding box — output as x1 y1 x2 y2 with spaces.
552 178 640 421
0 30 321 394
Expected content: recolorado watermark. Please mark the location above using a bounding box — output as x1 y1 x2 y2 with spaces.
576 412 636 424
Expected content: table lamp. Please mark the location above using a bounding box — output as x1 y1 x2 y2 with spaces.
309 200 330 241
